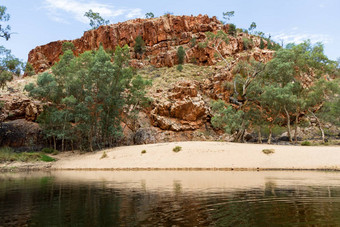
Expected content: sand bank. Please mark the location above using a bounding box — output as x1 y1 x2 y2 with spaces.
47 141 340 171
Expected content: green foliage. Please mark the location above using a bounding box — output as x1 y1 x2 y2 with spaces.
211 100 246 134
211 40 338 143
40 154 56 162
190 37 197 47
0 147 55 163
145 12 154 18
0 6 11 40
177 46 185 64
242 38 252 50
260 39 265 49
62 42 75 53
134 35 146 55
26 45 151 152
227 24 236 37
1 46 23 88
177 64 183 72
198 42 208 49
301 141 311 146
267 40 273 49
173 146 182 152
141 149 146 154
248 22 256 33
24 62 35 76
206 31 229 44
84 9 110 30
222 11 234 21
41 148 57 154
0 5 23 88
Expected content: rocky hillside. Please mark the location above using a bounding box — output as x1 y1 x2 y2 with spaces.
2 15 282 150
28 14 273 72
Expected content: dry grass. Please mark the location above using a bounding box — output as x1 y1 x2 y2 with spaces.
100 151 108 159
137 63 216 95
262 149 275 155
0 74 39 96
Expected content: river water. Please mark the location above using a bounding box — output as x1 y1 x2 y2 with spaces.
1 171 340 226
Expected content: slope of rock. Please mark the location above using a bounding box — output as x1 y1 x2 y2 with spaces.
3 15 280 148
27 15 273 73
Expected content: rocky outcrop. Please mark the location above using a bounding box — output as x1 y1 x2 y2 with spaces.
18 15 279 147
150 81 209 131
0 119 44 151
0 95 43 122
27 15 272 73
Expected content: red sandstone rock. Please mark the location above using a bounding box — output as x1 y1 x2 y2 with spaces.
27 15 273 73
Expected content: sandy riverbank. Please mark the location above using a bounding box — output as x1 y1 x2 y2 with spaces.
2 141 339 171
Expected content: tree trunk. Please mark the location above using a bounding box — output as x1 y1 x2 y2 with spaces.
268 124 273 144
308 110 325 143
235 121 246 142
53 136 56 151
258 127 262 144
284 106 292 142
89 129 94 152
71 140 74 152
294 113 299 143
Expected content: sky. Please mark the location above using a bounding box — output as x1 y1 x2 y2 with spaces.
1 0 339 62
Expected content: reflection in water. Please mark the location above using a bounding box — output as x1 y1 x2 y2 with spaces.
1 171 340 226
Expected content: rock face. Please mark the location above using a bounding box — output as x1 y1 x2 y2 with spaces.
150 81 209 131
0 119 44 151
27 15 271 73
16 15 278 147
0 95 43 122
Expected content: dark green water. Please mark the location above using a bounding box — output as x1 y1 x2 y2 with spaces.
1 171 340 226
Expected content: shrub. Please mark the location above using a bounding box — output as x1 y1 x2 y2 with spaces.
223 81 233 91
41 148 56 154
173 146 182 152
301 141 311 146
24 63 35 76
0 147 56 163
145 12 154 18
242 38 252 50
100 151 108 159
177 46 185 64
40 154 56 162
141 150 146 154
190 38 197 47
134 35 146 55
260 39 265 49
0 147 16 162
228 24 236 37
177 64 183 72
198 42 207 49
262 149 275 155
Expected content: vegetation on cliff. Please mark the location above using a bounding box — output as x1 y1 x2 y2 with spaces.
1 8 339 152
25 43 151 151
211 40 340 143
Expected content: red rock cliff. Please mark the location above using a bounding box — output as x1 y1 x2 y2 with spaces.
28 15 225 72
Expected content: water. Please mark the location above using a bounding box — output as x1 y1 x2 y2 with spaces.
1 171 340 226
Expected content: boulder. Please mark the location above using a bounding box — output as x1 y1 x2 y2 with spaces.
0 119 44 151
134 127 157 145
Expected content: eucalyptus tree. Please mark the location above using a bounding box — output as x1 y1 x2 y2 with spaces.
84 9 110 30
26 44 151 151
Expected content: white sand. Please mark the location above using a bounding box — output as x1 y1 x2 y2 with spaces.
51 141 340 170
